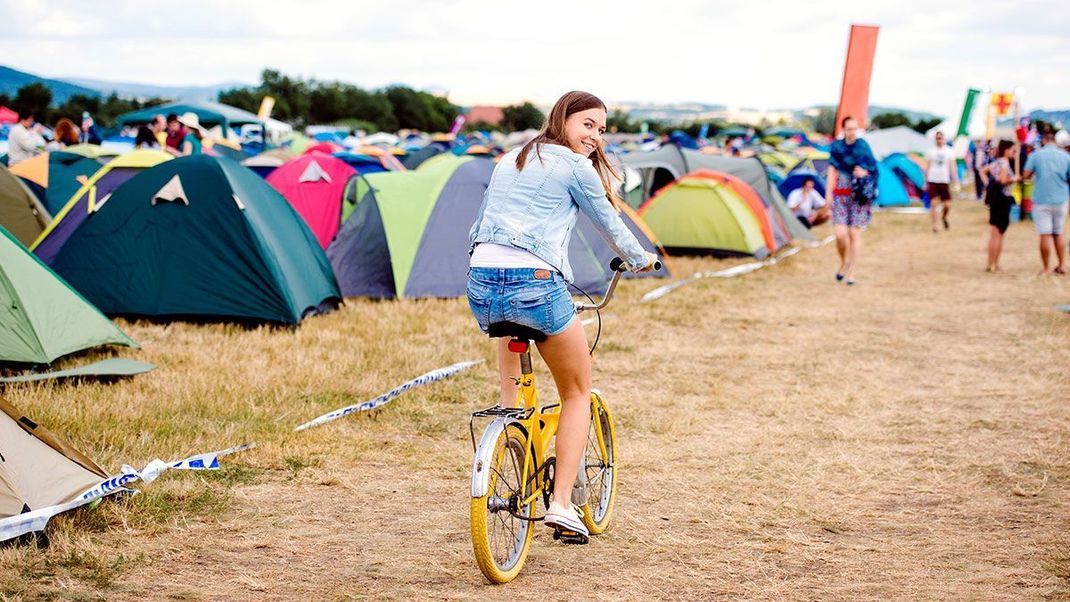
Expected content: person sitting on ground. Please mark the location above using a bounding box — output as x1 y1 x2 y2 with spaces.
48 117 80 150
982 140 1018 273
786 177 828 228
6 111 45 164
176 113 204 156
164 113 187 155
135 114 166 150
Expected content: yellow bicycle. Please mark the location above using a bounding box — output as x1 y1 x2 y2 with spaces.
468 258 656 583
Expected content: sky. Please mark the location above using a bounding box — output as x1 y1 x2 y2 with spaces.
1 0 1067 118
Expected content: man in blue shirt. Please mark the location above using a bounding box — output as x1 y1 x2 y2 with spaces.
1023 123 1070 275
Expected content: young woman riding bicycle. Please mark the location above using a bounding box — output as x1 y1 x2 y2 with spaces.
467 90 657 539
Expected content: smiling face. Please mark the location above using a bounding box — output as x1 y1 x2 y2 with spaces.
564 107 607 157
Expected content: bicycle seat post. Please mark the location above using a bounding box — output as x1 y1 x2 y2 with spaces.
508 338 533 376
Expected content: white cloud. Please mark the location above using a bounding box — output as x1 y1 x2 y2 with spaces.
0 0 1066 115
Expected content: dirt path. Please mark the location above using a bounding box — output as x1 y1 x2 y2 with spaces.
4 201 1069 600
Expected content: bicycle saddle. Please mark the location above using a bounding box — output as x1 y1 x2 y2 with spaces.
486 321 548 342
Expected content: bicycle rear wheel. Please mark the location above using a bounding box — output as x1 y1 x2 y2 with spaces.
580 392 617 534
470 423 535 583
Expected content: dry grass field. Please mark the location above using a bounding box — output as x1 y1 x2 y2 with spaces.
2 199 1069 600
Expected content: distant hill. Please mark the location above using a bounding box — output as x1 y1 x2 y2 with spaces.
803 104 943 122
1029 109 1070 127
0 65 100 104
64 77 250 102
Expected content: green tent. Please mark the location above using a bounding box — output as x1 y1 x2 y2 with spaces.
116 101 264 133
638 173 769 257
0 165 49 247
46 155 341 325
0 225 136 365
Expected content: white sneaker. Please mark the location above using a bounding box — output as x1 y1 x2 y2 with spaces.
544 501 589 538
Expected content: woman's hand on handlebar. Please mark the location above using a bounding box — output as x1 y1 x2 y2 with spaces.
637 251 660 272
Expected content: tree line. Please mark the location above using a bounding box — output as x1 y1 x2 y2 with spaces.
0 83 168 129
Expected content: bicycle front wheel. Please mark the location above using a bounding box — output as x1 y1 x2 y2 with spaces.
470 423 535 584
580 392 617 534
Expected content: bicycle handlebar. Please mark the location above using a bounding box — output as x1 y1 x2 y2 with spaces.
575 258 662 313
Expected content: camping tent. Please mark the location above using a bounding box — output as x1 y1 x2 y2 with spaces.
32 150 173 264
44 155 341 325
638 172 771 258
266 153 358 248
7 151 103 215
0 164 49 247
884 153 926 190
0 394 109 523
116 101 264 134
777 165 827 199
0 225 135 364
328 156 669 299
332 148 406 173
0 106 17 124
863 126 932 159
620 146 813 243
875 162 911 206
62 145 120 160
241 147 296 178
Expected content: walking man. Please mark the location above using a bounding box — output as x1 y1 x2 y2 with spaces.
1023 123 1070 275
926 131 959 231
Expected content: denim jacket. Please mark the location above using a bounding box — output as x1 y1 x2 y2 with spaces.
469 143 648 283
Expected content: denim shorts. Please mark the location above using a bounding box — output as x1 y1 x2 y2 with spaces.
467 267 576 337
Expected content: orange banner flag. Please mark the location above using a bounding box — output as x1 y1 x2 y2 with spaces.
834 24 880 137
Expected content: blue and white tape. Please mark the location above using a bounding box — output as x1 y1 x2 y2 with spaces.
294 360 482 432
641 239 828 303
0 443 253 543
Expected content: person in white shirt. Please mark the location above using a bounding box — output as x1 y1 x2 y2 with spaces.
925 131 959 232
6 111 45 165
786 178 828 228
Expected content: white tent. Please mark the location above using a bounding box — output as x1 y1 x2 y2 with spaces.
863 126 932 158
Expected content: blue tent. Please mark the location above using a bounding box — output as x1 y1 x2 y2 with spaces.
875 162 910 206
883 153 925 189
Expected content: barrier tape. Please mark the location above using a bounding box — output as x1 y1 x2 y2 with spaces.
641 237 833 303
0 443 254 543
293 360 482 432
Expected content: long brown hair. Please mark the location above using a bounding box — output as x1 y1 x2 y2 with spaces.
53 118 79 146
516 91 621 204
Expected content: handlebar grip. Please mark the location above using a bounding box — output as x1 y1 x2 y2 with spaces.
609 258 663 272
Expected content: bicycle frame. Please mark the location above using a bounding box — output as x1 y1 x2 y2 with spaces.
469 341 613 511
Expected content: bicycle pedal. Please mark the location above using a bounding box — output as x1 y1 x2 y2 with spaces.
552 527 589 545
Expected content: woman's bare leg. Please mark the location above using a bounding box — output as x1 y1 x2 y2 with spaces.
534 320 591 507
496 338 520 406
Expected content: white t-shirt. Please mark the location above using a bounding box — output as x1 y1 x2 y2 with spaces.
470 242 555 270
925 146 955 184
786 188 825 218
7 124 43 165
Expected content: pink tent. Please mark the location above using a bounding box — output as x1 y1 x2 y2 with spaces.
266 152 358 248
0 106 18 124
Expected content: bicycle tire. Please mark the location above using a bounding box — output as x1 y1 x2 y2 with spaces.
470 422 536 583
580 392 617 534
